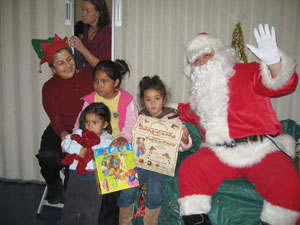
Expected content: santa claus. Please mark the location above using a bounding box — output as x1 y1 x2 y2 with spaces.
177 24 299 225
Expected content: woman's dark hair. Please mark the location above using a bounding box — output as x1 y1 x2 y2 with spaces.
50 48 73 68
93 59 130 88
79 102 112 134
84 0 111 29
138 75 169 106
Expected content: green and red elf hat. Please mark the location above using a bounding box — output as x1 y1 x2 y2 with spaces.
31 34 71 72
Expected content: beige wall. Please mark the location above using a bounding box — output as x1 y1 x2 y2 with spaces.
0 0 73 181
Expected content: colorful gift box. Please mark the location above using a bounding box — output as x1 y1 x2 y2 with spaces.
93 143 139 194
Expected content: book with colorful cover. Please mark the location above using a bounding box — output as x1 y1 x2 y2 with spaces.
93 143 139 194
132 115 183 176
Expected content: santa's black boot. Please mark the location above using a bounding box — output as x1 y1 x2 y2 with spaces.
182 214 212 225
261 222 270 225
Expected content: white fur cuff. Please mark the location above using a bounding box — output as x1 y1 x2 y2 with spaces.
178 194 211 216
260 49 296 90
261 200 300 225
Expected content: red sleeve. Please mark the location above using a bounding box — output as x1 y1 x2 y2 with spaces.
254 73 298 97
82 26 111 70
178 103 206 139
42 83 67 136
96 27 111 61
244 61 299 97
178 103 199 125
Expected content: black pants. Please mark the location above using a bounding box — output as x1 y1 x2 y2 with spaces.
58 171 103 225
36 124 68 186
37 125 118 224
99 191 120 225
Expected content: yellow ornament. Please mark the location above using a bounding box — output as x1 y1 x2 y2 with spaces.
296 152 300 162
231 22 248 63
140 182 147 195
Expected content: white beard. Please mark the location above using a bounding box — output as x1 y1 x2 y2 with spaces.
188 48 237 144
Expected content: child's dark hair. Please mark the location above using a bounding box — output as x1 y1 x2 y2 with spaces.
74 20 84 37
138 75 169 106
93 59 130 88
79 102 112 134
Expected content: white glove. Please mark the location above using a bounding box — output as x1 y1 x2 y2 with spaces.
246 24 280 65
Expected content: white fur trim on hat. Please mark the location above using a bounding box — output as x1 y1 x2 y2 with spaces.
178 194 211 216
260 200 300 225
260 49 296 90
185 34 225 64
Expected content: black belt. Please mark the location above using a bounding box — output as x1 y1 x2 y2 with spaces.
216 134 279 148
234 134 263 144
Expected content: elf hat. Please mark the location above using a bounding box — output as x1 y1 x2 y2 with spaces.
185 33 225 64
32 34 71 71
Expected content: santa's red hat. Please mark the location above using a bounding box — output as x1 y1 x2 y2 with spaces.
185 33 225 64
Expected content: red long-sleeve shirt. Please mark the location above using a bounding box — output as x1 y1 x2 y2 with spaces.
42 70 94 136
82 25 111 71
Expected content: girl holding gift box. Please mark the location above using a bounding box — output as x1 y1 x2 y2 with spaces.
73 59 139 223
59 102 113 225
117 75 193 225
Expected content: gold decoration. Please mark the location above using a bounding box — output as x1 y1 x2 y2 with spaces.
140 182 147 195
296 152 300 162
231 22 248 63
296 138 300 161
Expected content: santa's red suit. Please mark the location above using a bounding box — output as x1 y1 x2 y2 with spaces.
177 32 300 225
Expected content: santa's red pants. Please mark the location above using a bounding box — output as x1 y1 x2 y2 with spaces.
178 147 300 211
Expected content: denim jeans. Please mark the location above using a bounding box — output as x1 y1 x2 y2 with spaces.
118 167 165 209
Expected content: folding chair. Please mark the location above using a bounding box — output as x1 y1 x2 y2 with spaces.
36 169 65 216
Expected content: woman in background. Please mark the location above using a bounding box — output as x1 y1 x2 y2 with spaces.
70 0 111 71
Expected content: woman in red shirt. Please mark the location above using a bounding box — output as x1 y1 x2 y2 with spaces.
34 34 94 204
69 0 112 71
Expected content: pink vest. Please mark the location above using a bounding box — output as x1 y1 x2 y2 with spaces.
82 88 133 132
